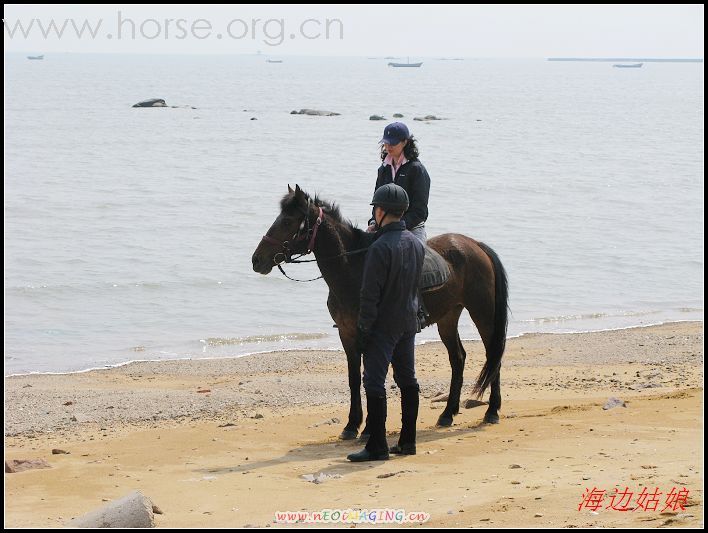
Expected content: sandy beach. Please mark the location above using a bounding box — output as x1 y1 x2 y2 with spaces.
4 322 703 528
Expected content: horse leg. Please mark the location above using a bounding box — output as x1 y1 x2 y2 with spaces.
485 374 501 424
340 346 364 439
331 293 363 440
467 311 502 424
469 241 509 424
436 307 465 427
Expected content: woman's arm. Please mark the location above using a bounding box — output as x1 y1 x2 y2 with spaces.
402 164 430 229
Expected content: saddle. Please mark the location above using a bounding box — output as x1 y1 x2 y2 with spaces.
420 245 450 291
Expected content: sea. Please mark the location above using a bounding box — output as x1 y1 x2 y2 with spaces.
4 54 704 375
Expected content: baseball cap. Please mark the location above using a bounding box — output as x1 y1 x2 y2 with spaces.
379 122 410 145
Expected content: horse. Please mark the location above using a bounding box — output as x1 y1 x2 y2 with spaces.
251 185 509 439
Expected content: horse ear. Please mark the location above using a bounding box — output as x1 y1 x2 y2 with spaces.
294 184 307 206
288 184 294 193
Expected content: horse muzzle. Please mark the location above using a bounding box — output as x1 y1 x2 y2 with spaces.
251 253 274 275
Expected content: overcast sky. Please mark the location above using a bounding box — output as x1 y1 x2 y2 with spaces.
4 4 704 57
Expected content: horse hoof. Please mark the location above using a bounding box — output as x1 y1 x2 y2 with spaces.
339 430 358 440
436 415 453 427
483 413 500 424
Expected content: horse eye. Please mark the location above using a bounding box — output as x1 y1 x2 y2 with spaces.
281 217 293 226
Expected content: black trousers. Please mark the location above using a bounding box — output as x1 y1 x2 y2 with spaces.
362 329 418 397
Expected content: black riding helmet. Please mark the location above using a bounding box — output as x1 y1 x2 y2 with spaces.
370 183 409 214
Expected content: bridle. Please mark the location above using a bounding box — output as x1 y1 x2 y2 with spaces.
260 197 323 260
258 198 327 282
259 198 369 282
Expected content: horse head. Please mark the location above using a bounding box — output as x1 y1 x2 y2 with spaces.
251 184 320 274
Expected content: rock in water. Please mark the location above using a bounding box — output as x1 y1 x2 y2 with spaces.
290 109 340 116
133 99 167 108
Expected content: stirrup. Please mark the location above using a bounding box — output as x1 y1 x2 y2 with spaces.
417 311 429 331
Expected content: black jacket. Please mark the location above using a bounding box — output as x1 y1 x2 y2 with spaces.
370 160 431 230
358 221 425 336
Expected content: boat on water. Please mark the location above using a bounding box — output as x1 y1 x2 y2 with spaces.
388 57 422 68
27 55 44 60
613 63 643 68
266 59 283 63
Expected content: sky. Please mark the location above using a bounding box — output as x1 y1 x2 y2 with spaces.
3 4 704 57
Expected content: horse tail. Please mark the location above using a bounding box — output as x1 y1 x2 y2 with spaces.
473 242 509 397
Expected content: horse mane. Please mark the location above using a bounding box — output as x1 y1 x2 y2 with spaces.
280 191 373 249
313 194 346 225
280 189 368 245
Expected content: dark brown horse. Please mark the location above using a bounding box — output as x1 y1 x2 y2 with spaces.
252 185 509 439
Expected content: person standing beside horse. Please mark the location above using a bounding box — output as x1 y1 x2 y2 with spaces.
368 122 431 244
348 184 425 462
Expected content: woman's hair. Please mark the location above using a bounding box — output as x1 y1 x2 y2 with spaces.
380 136 419 162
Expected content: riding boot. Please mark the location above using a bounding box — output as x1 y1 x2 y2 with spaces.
360 415 370 441
390 385 419 455
347 394 389 462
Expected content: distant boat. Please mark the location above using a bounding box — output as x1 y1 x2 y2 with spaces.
27 55 44 60
613 63 643 68
266 59 283 63
388 57 422 68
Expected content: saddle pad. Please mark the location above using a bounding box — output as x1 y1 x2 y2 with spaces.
421 245 450 290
